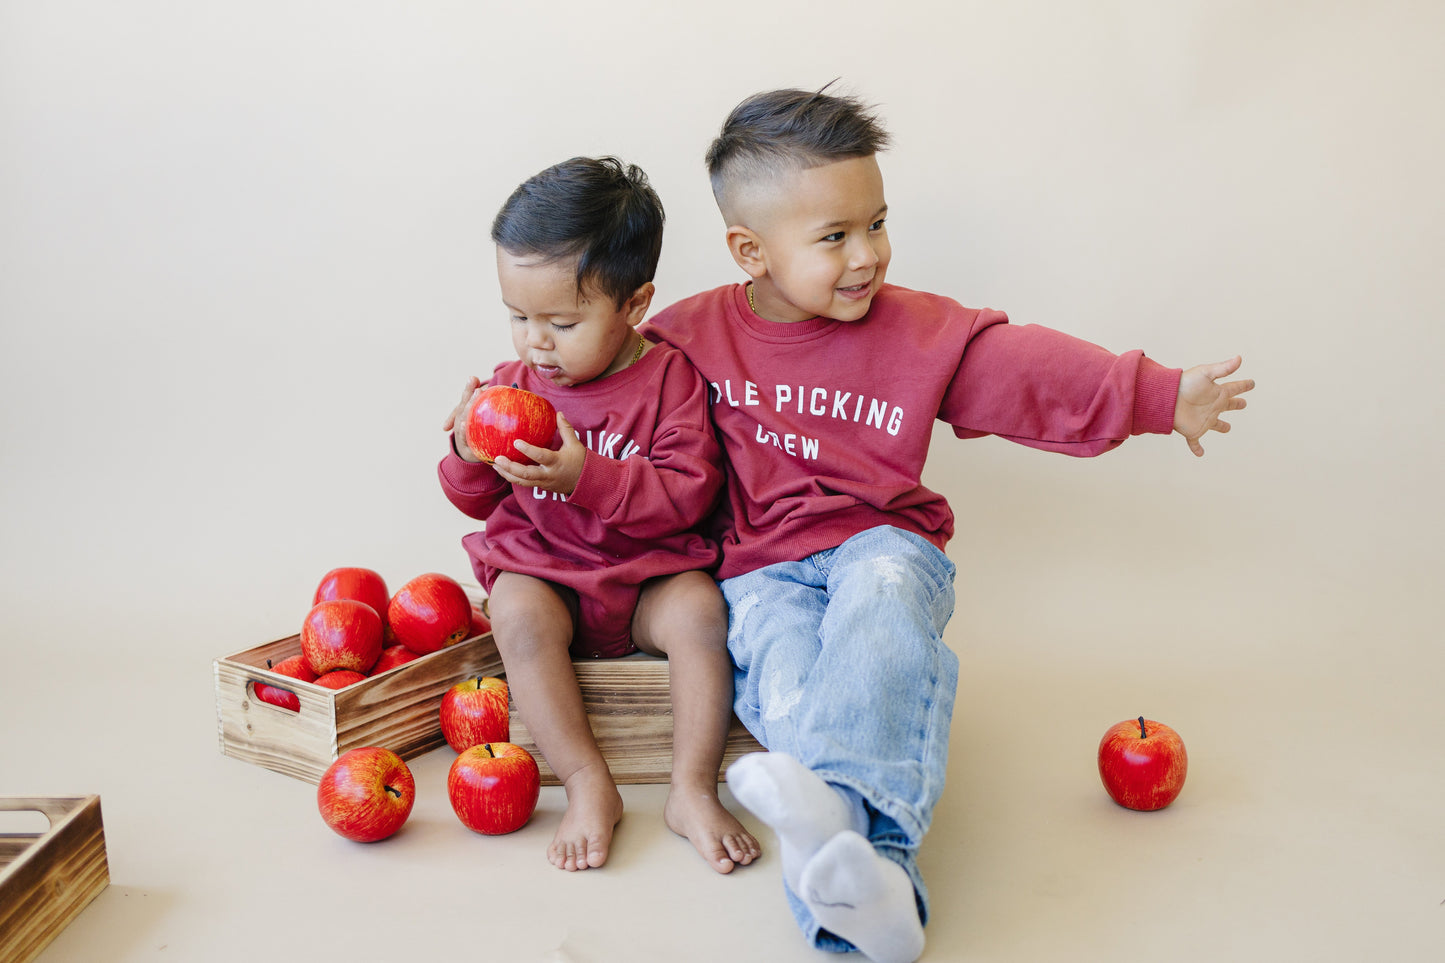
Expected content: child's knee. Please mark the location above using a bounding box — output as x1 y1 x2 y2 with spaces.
639 571 728 650
487 574 576 658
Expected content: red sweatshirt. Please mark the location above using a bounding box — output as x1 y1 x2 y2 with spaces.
644 283 1181 580
438 343 723 651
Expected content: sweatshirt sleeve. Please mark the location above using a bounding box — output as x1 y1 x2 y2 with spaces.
437 436 511 521
941 316 1181 456
565 360 724 539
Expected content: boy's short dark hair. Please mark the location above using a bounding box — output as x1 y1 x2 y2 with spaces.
705 84 891 213
491 156 664 308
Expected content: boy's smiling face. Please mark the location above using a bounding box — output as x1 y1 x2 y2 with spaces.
732 155 891 324
496 249 651 388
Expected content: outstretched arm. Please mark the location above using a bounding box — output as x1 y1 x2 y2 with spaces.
1174 356 1254 457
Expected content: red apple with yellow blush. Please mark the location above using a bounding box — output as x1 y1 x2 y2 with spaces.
464 383 557 466
447 742 541 835
1097 717 1188 811
387 573 472 655
317 747 415 842
440 676 510 752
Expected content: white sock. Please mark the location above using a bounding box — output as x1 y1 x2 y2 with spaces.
798 830 925 963
725 752 863 894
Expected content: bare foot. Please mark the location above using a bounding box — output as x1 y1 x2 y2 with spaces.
548 763 624 871
664 781 762 874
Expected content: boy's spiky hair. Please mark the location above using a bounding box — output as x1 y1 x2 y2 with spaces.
704 83 891 216
490 156 664 308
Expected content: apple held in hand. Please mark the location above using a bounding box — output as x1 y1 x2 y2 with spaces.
440 676 510 752
317 746 415 842
301 599 384 675
388 573 472 655
448 742 541 835
1098 717 1188 811
254 655 317 712
313 567 390 624
464 383 557 465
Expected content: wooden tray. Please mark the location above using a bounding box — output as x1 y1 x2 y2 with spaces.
0 795 109 963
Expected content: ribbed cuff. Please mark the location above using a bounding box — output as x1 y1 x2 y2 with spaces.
1132 358 1182 436
438 444 506 495
568 449 627 519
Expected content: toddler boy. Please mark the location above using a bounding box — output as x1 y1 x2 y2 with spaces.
644 88 1253 961
440 156 761 875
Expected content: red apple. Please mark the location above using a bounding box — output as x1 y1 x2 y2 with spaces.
387 573 472 655
440 676 510 752
315 669 369 689
464 383 557 466
447 742 541 835
254 655 317 712
313 567 390 625
1098 716 1188 811
317 746 415 842
301 599 383 675
371 644 421 675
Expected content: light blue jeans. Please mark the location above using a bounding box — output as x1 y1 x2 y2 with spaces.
722 526 959 953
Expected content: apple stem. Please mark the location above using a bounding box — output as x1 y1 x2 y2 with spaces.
476 678 482 690
1138 716 1147 739
386 785 401 799
483 744 495 758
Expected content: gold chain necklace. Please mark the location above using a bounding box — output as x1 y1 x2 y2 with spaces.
747 283 756 313
628 332 646 366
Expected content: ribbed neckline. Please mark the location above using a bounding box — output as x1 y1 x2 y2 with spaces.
732 283 841 342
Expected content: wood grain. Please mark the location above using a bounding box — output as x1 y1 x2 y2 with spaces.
215 631 505 784
0 795 109 963
217 636 765 787
508 654 765 786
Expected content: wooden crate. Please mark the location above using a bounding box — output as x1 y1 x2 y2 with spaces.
215 631 505 784
216 633 765 787
0 795 109 963
509 653 765 786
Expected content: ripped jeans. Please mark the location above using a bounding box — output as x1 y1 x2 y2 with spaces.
721 526 959 953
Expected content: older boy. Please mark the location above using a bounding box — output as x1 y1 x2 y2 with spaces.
644 88 1252 962
439 157 760 875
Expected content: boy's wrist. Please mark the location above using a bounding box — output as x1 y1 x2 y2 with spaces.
1133 359 1183 436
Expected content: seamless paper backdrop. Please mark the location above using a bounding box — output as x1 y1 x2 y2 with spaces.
1 3 1442 959
5 2 1437 654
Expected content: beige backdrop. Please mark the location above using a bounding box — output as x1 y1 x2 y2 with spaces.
3 2 1441 961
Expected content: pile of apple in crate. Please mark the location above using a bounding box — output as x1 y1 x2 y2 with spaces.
214 567 538 844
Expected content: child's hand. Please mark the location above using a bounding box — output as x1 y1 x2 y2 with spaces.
1173 355 1254 457
493 412 585 496
443 376 485 463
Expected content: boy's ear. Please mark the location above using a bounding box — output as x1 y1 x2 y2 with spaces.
725 225 767 279
624 281 655 326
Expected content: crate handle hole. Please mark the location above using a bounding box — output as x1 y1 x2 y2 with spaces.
246 680 301 713
0 809 52 835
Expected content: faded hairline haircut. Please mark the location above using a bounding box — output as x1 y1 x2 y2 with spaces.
705 84 891 213
490 156 664 308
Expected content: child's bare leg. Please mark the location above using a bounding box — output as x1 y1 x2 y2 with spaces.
489 572 622 871
633 571 761 874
